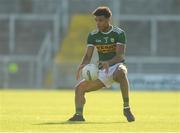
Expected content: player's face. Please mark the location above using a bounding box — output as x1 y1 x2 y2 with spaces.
95 16 110 32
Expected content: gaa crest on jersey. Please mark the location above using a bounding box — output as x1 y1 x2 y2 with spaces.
110 38 115 43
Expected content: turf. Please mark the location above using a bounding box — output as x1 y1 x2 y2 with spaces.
0 89 179 132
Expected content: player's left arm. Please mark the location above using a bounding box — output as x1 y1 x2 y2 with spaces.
99 44 125 74
108 43 126 65
108 30 126 65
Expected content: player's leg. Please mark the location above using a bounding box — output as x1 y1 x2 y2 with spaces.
74 79 105 115
113 65 130 107
113 64 135 122
68 79 105 121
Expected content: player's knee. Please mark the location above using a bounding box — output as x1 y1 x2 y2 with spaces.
119 69 127 78
113 65 127 82
115 69 127 82
75 83 87 94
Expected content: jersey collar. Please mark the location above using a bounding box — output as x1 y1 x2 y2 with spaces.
100 25 113 34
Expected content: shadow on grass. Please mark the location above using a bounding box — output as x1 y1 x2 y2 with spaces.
34 121 126 125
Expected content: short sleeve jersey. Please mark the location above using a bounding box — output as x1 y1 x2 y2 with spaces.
87 26 127 61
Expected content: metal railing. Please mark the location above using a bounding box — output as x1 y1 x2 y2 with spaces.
115 15 180 56
0 14 61 54
0 0 69 88
0 32 52 88
0 13 58 88
36 32 52 88
0 55 35 88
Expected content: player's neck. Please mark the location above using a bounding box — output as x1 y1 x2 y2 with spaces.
101 24 112 33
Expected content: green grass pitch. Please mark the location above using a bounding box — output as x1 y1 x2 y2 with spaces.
0 89 180 132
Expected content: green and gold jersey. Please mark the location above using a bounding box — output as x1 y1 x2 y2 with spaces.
87 26 127 61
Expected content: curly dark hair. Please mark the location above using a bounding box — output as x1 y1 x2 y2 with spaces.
92 6 112 18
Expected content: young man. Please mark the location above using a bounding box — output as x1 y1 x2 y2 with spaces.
68 6 135 122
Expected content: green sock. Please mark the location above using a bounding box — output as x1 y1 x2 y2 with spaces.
123 97 129 108
76 107 83 115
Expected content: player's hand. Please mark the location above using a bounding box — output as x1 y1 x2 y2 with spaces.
98 61 109 74
76 64 86 80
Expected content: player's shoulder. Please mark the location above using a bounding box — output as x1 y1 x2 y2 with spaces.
89 29 99 36
112 26 125 34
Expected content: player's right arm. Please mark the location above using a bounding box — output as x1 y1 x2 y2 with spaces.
76 46 94 80
76 32 95 80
